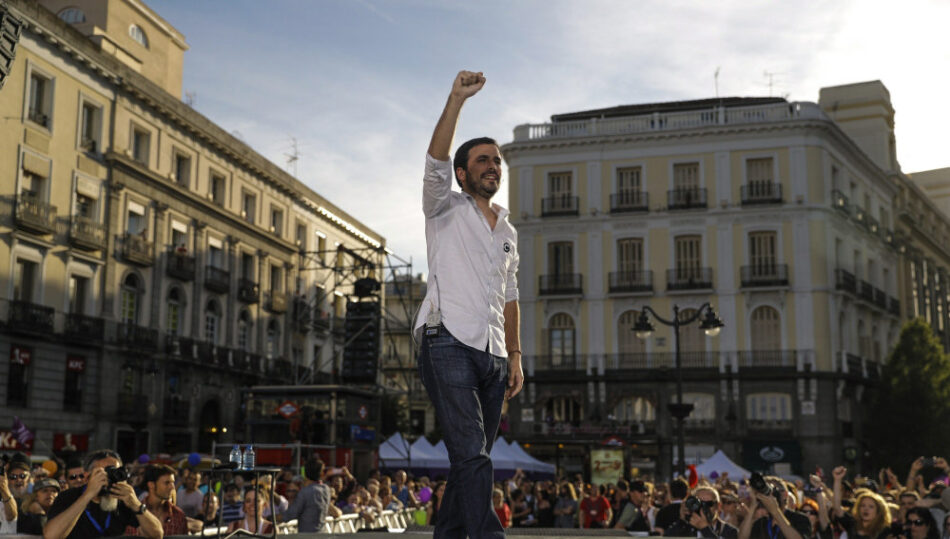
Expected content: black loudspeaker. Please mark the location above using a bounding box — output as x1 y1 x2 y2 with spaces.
0 5 23 90
341 300 381 384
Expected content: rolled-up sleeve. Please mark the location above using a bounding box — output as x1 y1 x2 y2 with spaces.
423 153 452 218
505 239 520 303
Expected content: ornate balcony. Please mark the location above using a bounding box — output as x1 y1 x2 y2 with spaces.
607 270 653 293
609 191 649 213
7 300 54 335
63 313 104 342
666 267 713 290
204 265 230 293
119 233 154 266
541 195 579 217
197 342 225 366
165 335 197 359
737 350 796 368
667 188 707 210
15 193 57 235
740 264 789 288
889 296 901 317
835 269 856 294
265 291 288 313
69 216 106 250
166 250 196 281
741 182 783 205
831 189 850 214
238 279 259 303
115 323 158 349
874 288 887 309
538 273 583 296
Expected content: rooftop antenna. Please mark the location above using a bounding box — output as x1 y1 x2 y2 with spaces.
184 91 196 107
763 70 779 97
285 136 299 177
714 67 721 98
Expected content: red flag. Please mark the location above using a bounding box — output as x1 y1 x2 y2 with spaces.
688 464 699 488
12 416 34 447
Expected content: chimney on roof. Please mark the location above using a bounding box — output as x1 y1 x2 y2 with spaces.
818 81 897 172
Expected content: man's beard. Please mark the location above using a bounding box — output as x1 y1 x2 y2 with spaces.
11 484 29 498
99 495 119 512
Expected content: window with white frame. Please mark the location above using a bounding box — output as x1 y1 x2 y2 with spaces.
79 100 101 152
548 242 573 276
68 274 88 314
19 170 47 201
166 288 182 335
674 235 702 280
173 151 191 188
544 396 581 423
617 310 645 354
205 300 220 345
617 238 643 275
241 253 255 280
266 320 280 358
612 395 655 423
131 125 150 165
547 171 574 211
673 162 700 190
677 308 704 353
750 306 781 351
749 231 778 276
615 166 643 207
547 313 575 365
210 172 226 205
238 310 252 351
129 24 149 48
13 259 38 302
57 7 86 23
120 273 140 324
270 263 283 292
746 393 792 421
75 193 96 219
126 202 145 235
270 206 284 236
208 244 224 269
242 191 256 224
28 70 53 128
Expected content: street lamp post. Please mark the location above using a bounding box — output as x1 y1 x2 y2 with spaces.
633 303 724 478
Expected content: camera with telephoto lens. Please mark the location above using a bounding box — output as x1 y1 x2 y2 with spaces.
684 495 704 514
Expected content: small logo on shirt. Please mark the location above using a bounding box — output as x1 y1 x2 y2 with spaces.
503 242 511 253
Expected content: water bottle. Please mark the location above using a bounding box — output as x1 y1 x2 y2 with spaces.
242 444 255 470
229 445 242 467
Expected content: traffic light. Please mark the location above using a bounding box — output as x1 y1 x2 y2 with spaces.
341 300 380 384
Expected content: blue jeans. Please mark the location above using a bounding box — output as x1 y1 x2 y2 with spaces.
418 326 507 539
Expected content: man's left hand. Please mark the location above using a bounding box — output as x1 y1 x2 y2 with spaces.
506 353 523 399
109 482 140 510
756 493 781 517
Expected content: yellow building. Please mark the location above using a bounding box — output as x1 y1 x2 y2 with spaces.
499 82 939 479
0 0 384 457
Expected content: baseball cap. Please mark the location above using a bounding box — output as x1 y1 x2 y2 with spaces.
34 478 61 492
7 452 31 472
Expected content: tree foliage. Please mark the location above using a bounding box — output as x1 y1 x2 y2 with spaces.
867 318 950 468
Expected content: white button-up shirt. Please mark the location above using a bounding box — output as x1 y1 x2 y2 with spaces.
413 154 519 357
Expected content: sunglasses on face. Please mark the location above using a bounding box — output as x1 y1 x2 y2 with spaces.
803 510 818 516
7 473 28 480
68 473 85 480
907 519 926 527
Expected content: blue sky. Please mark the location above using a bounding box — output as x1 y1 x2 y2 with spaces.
155 0 950 275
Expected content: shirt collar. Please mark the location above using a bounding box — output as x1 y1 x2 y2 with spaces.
460 191 509 220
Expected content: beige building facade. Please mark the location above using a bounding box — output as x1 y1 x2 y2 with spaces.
500 81 946 479
0 0 384 458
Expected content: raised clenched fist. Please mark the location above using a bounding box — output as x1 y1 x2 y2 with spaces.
832 466 847 481
451 70 486 99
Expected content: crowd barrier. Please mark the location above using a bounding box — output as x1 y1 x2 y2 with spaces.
196 507 416 535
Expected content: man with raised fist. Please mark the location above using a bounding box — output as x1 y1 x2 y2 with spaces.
414 70 523 538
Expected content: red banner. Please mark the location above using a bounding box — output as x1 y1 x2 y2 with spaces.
53 433 89 452
10 346 31 365
0 430 33 450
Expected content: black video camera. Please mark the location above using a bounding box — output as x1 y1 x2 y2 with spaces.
749 472 772 496
683 495 715 523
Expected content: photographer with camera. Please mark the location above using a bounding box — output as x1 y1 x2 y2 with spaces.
739 473 807 539
43 449 162 539
664 486 739 539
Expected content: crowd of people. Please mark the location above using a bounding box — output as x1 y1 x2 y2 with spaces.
2 448 949 538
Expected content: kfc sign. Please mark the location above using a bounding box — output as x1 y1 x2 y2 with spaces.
10 346 31 365
66 356 86 372
0 430 33 450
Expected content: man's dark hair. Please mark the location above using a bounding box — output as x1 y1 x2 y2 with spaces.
452 137 498 189
670 478 690 500
144 464 176 486
304 457 325 482
616 479 629 492
82 449 122 471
